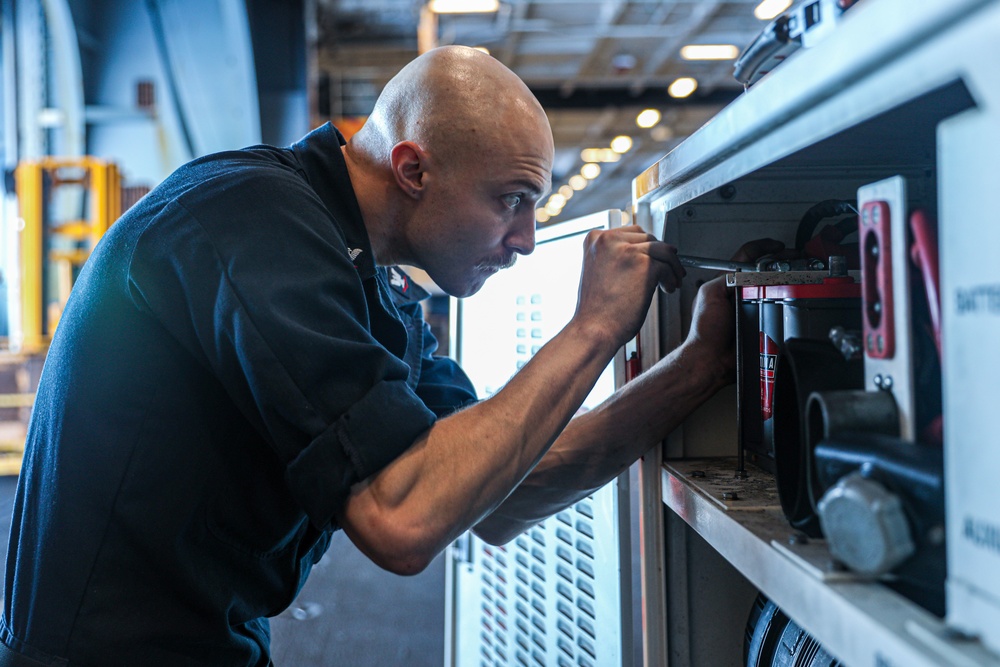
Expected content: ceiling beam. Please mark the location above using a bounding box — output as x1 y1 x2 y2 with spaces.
530 85 740 110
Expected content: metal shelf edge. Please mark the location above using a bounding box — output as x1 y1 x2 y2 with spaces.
661 459 1000 667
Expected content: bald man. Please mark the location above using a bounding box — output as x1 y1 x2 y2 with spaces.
1 47 734 665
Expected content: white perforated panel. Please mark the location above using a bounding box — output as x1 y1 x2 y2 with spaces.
447 211 631 667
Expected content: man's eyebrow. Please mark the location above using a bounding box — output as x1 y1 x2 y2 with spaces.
510 179 549 198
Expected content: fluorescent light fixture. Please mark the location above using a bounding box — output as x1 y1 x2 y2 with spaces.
668 77 698 98
535 209 550 223
543 202 563 216
428 0 499 13
548 193 567 209
558 185 574 199
754 0 793 20
679 44 740 60
580 163 601 180
636 108 661 129
610 135 633 154
568 175 588 191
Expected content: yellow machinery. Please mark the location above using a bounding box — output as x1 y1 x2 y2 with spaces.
0 157 121 474
14 157 121 352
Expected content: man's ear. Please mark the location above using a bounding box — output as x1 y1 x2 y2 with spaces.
390 141 426 199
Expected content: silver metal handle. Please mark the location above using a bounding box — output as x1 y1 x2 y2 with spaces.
678 254 758 272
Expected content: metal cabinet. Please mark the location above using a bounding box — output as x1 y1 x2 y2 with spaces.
632 0 1000 665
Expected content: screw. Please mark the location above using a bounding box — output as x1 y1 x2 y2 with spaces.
882 375 893 389
683 207 696 219
720 184 737 200
874 374 883 388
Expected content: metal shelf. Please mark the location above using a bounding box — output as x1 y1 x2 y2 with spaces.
661 458 999 667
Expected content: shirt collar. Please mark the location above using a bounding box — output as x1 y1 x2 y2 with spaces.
383 266 430 304
291 122 376 280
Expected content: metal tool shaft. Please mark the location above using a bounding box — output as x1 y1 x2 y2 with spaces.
678 254 757 272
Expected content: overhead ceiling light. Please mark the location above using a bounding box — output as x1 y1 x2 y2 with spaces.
568 175 588 191
535 209 550 224
754 0 793 20
543 202 563 216
611 52 638 74
558 185 574 199
636 108 661 129
580 163 601 180
428 0 499 13
610 136 633 153
668 77 698 98
548 193 567 209
679 44 740 61
581 148 621 163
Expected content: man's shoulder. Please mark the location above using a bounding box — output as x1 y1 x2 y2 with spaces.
176 146 307 201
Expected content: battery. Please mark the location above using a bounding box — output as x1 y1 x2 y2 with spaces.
737 277 861 473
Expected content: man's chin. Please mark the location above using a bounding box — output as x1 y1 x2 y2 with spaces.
446 274 490 299
454 279 487 299
438 262 511 298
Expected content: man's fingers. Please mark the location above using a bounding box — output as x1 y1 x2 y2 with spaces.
645 241 686 293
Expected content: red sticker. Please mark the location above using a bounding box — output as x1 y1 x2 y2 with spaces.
760 333 780 420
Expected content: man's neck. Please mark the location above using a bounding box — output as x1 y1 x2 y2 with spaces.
341 144 403 267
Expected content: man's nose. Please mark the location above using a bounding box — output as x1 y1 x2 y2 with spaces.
506 210 537 256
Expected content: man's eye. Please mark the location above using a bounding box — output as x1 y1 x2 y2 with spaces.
503 194 523 209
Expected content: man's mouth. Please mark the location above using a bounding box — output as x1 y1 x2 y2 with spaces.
477 254 517 273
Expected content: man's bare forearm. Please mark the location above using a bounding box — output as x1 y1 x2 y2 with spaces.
338 316 621 573
473 338 729 545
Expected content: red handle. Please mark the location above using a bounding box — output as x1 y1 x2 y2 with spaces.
909 209 941 359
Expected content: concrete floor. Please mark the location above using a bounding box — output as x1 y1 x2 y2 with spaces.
270 531 447 666
0 474 447 667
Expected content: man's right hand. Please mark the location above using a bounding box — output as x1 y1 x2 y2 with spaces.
573 225 685 352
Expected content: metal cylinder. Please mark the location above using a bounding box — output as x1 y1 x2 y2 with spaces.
805 389 899 511
806 389 899 443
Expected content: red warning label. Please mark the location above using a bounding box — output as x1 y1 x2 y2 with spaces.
760 333 779 420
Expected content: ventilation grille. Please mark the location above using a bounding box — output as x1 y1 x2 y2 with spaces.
472 494 619 667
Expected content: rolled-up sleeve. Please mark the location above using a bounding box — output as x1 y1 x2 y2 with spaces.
125 170 441 529
415 322 478 416
286 378 438 529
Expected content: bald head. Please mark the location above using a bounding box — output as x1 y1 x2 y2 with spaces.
351 46 551 166
344 47 553 292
